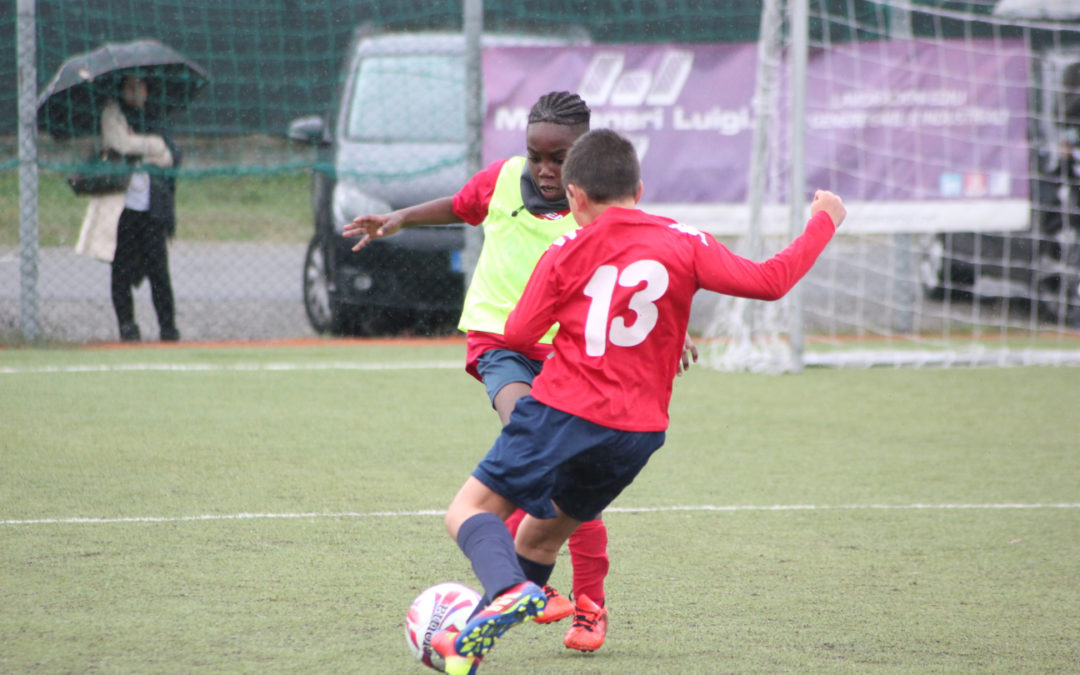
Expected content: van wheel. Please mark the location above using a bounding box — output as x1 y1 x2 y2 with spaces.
918 234 976 301
918 234 948 300
1035 275 1073 323
303 236 338 334
303 236 384 335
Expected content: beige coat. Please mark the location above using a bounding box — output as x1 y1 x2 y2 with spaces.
75 99 174 262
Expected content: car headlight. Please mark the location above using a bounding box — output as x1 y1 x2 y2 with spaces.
332 181 391 234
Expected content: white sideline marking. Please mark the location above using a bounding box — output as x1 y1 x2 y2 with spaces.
3 503 1077 526
806 349 1080 368
0 361 460 375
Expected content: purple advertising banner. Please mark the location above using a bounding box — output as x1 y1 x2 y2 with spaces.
801 39 1030 203
484 44 758 203
483 40 1030 211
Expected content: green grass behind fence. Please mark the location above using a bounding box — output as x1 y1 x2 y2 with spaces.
1 170 312 247
2 342 1078 673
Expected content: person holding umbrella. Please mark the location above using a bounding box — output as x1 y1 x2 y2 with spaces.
88 73 181 342
39 39 208 342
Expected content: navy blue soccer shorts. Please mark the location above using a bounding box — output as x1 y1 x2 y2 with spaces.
472 396 665 522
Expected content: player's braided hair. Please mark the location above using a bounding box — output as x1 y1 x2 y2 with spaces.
528 91 591 128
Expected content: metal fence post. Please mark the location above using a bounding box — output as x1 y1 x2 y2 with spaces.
462 0 483 289
889 4 917 335
788 0 808 371
17 0 40 342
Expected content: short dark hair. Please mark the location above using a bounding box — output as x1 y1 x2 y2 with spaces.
562 129 640 203
528 91 591 129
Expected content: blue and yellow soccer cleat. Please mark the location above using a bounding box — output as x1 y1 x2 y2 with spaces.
454 582 547 660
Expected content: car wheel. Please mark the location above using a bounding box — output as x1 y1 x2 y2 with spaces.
1034 274 1077 323
303 235 390 336
302 235 336 334
918 234 948 300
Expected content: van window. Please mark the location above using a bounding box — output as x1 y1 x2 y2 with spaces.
346 55 466 142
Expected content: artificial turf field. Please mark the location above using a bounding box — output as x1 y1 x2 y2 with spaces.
2 340 1078 673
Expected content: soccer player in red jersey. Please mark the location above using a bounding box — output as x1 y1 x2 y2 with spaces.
428 128 846 673
346 93 632 650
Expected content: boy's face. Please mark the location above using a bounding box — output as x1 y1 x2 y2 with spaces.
525 122 586 203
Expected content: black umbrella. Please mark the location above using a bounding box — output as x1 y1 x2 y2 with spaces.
37 38 210 139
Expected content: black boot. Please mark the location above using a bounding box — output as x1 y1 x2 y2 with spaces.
160 325 180 342
119 322 141 342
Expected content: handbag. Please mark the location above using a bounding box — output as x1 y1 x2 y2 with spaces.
67 149 134 196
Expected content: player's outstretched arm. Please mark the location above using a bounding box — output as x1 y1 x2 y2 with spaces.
692 189 845 302
344 196 460 252
809 189 846 229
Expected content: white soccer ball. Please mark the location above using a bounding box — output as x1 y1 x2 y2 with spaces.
405 582 482 671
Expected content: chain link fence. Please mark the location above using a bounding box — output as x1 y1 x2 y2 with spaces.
3 0 762 344
4 0 1080 365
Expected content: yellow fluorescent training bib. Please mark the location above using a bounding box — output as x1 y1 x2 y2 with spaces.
457 156 578 342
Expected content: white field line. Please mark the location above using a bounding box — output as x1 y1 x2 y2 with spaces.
0 361 461 375
3 503 1078 526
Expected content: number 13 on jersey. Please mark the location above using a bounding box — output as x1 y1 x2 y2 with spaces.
582 260 669 357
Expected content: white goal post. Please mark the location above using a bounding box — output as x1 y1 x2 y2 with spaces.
693 0 1080 371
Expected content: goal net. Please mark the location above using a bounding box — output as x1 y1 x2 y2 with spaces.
697 0 1080 371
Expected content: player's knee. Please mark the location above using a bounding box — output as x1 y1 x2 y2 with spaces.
493 381 531 425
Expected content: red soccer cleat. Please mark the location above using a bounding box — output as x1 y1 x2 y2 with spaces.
563 594 608 652
430 627 479 675
534 584 574 624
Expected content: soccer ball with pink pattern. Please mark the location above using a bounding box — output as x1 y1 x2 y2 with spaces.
404 582 482 671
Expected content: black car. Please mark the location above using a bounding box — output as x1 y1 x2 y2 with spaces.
918 125 1080 327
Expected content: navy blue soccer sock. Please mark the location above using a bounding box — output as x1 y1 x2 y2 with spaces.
516 553 554 588
456 512 527 610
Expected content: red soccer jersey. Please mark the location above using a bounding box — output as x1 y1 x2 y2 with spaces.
504 206 836 431
451 159 506 225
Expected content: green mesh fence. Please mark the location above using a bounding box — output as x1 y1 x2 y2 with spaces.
6 1 765 168
1 0 766 344
3 1 1080 348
